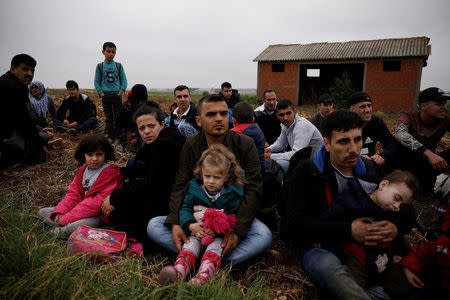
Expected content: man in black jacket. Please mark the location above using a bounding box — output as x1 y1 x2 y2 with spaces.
147 94 272 266
254 89 281 145
282 110 408 299
0 54 46 167
349 91 397 166
54 80 98 136
218 81 244 109
167 85 199 136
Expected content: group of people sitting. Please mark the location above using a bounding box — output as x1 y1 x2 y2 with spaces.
1 49 449 298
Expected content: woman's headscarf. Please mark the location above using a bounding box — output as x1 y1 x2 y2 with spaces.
29 81 49 119
127 84 148 108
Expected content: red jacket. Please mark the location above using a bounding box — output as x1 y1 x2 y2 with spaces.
51 164 122 226
399 210 450 297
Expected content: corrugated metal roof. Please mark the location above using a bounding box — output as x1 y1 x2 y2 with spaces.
253 37 431 62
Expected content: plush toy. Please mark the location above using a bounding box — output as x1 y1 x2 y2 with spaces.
200 208 236 246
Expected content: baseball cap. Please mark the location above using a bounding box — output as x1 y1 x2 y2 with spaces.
418 87 450 105
349 92 371 107
318 93 334 104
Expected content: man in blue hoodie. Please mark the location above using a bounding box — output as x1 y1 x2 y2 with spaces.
281 110 411 299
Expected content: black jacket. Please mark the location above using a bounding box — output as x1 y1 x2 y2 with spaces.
56 94 97 125
0 71 44 166
168 102 200 132
109 127 185 239
165 129 263 238
362 116 397 164
218 89 244 109
254 109 281 145
280 147 385 248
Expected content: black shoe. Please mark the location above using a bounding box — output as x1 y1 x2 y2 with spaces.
68 128 79 136
54 125 68 133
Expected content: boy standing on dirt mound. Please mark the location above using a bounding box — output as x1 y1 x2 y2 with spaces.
94 42 127 144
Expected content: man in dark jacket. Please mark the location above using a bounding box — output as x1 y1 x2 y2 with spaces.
282 110 405 299
218 81 244 109
147 94 272 266
0 54 45 167
167 85 199 136
54 80 98 135
349 91 398 167
254 89 281 145
309 93 334 134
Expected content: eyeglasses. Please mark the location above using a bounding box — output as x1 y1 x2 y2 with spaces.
277 111 293 117
176 94 190 99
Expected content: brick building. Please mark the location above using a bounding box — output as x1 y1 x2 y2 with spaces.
253 37 431 111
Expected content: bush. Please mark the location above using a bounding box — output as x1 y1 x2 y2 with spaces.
330 71 354 109
242 95 259 105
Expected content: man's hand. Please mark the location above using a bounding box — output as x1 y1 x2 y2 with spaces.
369 154 385 165
403 267 424 289
67 122 78 129
63 119 70 126
220 232 240 257
101 195 115 217
264 148 272 159
351 217 373 243
172 224 189 252
365 220 398 247
424 150 448 170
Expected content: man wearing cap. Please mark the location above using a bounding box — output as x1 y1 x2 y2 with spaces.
254 89 281 145
349 91 397 166
395 87 450 192
309 93 334 134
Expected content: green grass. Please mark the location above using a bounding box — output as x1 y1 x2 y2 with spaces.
0 197 269 299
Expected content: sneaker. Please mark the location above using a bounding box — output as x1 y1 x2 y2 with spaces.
159 266 179 285
115 144 124 153
54 125 68 133
68 128 79 136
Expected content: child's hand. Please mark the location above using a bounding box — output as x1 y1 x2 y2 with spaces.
189 223 206 240
205 228 215 238
53 214 62 225
117 91 123 97
403 267 424 289
392 255 402 263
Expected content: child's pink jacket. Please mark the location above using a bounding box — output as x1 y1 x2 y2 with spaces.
50 164 122 226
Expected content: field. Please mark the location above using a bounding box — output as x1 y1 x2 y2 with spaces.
0 90 447 299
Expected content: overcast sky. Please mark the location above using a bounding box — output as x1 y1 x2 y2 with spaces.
1 0 449 90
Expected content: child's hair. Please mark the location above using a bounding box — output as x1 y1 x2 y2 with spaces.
74 134 115 164
232 102 254 124
382 169 420 201
193 144 244 187
103 42 116 50
66 80 79 90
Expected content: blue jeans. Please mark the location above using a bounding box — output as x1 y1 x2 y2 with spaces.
274 159 289 172
301 248 370 300
54 117 98 131
147 216 273 266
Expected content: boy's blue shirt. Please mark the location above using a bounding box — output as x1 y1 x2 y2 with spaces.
94 60 127 94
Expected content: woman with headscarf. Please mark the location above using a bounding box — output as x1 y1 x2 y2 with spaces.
116 84 149 152
29 81 56 145
29 81 56 128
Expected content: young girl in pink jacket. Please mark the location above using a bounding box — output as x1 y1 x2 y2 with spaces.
38 134 122 238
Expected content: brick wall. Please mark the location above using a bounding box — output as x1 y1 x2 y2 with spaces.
257 63 298 103
365 59 422 111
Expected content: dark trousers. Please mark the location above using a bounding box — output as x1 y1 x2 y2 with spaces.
54 117 98 132
102 94 122 138
395 147 450 193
